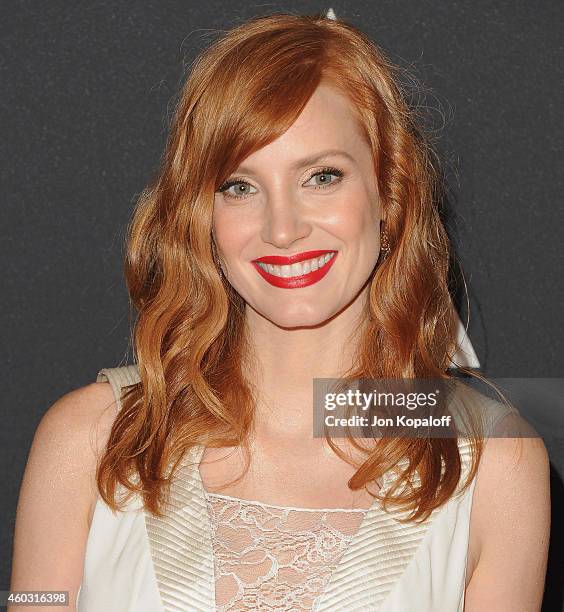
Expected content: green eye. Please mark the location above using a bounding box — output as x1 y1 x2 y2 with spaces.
216 166 344 201
217 179 256 199
307 167 344 188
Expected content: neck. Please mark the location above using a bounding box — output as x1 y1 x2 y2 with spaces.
242 287 369 442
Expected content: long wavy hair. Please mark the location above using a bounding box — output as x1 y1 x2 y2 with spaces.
97 11 490 521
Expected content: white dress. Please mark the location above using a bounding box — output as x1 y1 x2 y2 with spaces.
77 365 518 612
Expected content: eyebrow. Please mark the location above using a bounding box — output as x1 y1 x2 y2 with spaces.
235 149 356 175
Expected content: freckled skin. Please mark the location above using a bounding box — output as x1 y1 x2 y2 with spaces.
213 81 383 331
204 81 386 509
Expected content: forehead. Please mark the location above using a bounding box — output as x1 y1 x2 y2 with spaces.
238 82 367 169
288 82 363 137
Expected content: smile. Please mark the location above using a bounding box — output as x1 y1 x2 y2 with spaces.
252 250 338 289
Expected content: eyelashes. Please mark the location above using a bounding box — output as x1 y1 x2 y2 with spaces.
216 166 344 200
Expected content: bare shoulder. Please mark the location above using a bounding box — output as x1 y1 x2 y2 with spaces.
465 412 551 611
10 381 118 609
36 381 117 457
20 381 118 516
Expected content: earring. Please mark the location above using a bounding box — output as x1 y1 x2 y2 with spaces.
380 228 391 260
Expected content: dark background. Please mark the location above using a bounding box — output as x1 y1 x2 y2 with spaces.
2 1 562 609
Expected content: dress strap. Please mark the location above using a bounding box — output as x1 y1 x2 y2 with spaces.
96 364 141 412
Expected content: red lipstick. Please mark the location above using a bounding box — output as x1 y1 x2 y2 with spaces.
252 249 338 289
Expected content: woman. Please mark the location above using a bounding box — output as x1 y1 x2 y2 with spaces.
11 11 550 612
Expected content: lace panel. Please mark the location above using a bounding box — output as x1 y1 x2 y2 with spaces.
204 492 368 611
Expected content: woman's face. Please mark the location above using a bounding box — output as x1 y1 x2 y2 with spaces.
212 81 383 328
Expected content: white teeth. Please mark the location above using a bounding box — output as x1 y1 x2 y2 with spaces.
290 263 302 276
256 252 335 279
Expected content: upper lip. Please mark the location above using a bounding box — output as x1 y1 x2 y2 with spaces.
253 250 337 265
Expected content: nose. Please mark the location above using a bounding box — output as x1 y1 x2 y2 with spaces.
260 193 312 249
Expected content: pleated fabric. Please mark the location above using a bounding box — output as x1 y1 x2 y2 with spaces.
77 364 515 612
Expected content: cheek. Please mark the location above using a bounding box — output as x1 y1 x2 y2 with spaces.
331 196 380 242
212 209 247 258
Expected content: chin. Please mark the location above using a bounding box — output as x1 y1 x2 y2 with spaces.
260 302 339 329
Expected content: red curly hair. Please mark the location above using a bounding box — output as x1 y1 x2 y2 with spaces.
97 11 489 521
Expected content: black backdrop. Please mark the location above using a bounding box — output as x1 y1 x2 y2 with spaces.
2 1 563 609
